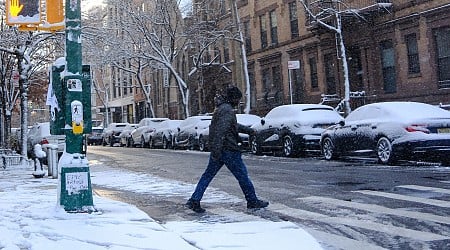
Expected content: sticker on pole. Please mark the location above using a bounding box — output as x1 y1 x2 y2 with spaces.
65 172 88 194
67 79 82 92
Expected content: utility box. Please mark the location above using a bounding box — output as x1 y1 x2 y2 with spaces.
81 64 92 134
49 60 92 135
49 61 66 135
58 155 94 212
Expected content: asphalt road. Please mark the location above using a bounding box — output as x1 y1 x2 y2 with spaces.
87 145 450 250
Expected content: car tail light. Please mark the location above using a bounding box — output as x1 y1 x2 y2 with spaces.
405 124 430 134
40 138 49 145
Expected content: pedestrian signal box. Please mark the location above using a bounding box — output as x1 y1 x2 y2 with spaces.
6 0 41 25
49 62 92 135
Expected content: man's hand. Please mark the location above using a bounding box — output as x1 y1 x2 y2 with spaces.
9 0 24 17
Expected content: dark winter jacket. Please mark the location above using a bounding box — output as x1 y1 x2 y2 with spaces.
209 96 254 160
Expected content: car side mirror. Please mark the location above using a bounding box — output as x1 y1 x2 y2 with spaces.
339 120 345 126
261 119 265 126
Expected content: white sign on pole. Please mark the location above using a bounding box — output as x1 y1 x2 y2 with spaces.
288 61 300 70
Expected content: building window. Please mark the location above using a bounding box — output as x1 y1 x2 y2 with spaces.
269 10 278 46
380 40 397 93
292 63 304 103
434 27 450 89
262 65 283 108
308 57 318 89
260 14 267 49
243 20 252 53
405 33 420 74
324 54 336 94
289 2 299 39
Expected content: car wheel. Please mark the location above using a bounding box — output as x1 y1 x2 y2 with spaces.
199 136 206 152
282 136 296 157
322 137 336 160
250 136 262 155
377 137 396 165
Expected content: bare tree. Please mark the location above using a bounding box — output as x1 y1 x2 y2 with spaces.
0 26 61 160
298 0 359 116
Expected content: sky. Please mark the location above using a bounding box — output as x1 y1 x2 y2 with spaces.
0 157 323 250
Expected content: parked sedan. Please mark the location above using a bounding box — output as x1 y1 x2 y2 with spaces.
250 104 343 157
321 101 450 165
198 114 261 151
87 126 104 146
118 123 138 147
131 118 169 147
149 120 182 149
173 115 212 149
102 123 129 146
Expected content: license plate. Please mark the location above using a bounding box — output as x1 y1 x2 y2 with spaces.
438 128 450 134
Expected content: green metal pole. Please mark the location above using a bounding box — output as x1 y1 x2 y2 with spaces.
57 0 94 212
65 0 83 152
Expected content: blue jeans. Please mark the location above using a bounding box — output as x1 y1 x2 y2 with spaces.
190 151 258 202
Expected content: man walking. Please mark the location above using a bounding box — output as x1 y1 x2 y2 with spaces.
186 85 269 213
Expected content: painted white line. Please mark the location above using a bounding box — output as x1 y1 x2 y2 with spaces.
299 196 450 225
307 228 388 250
397 185 450 195
355 190 450 208
268 203 449 241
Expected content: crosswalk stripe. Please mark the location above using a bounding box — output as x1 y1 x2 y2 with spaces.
355 190 450 208
397 185 450 195
299 196 450 225
268 203 449 241
306 228 388 250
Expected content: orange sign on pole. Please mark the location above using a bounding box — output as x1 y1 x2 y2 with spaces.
46 0 64 24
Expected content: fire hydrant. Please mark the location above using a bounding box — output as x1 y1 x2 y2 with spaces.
32 144 47 178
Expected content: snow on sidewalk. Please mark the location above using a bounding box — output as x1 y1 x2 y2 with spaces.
0 162 322 250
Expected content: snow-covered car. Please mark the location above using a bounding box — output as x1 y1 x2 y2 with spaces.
102 123 129 146
320 102 450 165
250 104 343 157
198 114 261 151
86 126 104 145
173 115 212 150
149 120 183 149
118 123 138 147
130 118 169 147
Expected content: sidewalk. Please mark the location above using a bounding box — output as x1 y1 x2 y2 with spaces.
0 162 323 250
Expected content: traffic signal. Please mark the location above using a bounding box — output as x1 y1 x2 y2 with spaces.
6 0 41 25
46 0 64 24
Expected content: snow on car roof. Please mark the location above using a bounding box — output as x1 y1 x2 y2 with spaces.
265 104 341 123
354 102 450 121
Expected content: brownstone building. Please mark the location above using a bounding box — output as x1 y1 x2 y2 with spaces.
199 0 450 116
